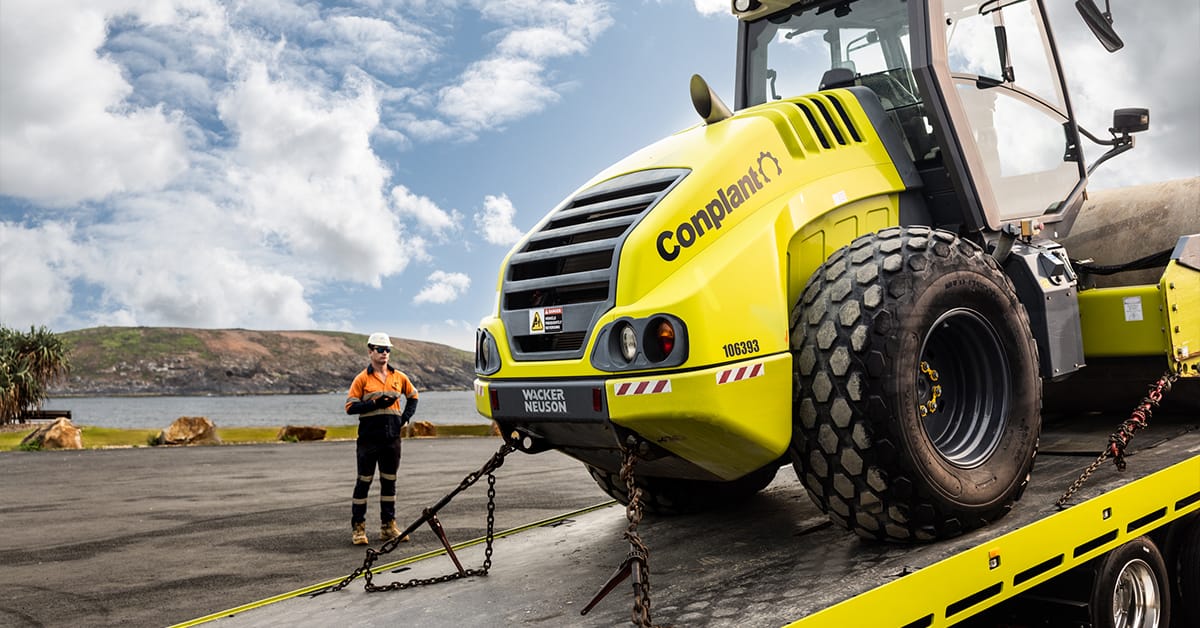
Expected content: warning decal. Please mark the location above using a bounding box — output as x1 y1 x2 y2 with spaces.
528 307 563 334
614 380 672 396
717 362 764 385
1123 296 1143 322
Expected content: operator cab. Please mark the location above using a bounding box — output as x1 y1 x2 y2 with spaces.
734 0 1111 236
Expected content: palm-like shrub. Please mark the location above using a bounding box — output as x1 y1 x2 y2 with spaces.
0 326 71 425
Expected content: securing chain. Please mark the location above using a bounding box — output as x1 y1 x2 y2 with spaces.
1056 369 1180 508
319 442 514 595
620 447 657 628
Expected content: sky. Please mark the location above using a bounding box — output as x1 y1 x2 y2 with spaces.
1 0 1197 352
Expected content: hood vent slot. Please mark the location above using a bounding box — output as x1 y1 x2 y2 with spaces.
794 94 863 150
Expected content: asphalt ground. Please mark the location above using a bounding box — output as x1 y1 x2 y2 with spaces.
3 406 1195 628
0 437 611 628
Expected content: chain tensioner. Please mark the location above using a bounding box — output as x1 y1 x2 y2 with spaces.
581 438 662 627
1056 369 1181 508
317 442 515 595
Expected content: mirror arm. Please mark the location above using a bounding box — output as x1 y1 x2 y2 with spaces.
1086 137 1134 176
1077 124 1118 146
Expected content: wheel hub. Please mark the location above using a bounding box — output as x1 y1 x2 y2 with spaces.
1111 558 1161 628
917 308 1010 469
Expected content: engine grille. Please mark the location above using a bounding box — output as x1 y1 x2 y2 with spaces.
500 168 688 361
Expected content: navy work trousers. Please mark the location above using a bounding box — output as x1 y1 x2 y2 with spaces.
351 437 402 524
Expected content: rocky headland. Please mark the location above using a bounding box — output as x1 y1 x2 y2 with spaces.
50 327 474 396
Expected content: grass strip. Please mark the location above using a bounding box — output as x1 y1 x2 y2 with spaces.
0 423 495 451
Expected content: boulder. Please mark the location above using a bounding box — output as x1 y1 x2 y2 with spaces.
402 420 437 438
20 417 83 450
277 425 327 442
156 416 221 445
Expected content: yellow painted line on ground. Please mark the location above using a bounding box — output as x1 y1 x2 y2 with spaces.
172 500 618 627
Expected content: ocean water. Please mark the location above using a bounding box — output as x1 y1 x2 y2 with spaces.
43 390 489 429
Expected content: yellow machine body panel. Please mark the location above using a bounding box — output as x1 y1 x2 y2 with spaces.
1077 284 1167 358
1077 257 1200 378
476 90 909 479
1162 258 1200 377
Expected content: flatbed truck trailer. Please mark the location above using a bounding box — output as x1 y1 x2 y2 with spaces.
184 0 1200 625
189 413 1198 627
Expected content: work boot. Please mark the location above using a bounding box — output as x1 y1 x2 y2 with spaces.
351 521 368 545
380 519 409 542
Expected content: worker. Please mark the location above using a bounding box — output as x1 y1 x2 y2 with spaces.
344 332 419 545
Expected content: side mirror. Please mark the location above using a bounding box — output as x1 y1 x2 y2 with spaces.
1075 0 1124 52
1111 108 1149 134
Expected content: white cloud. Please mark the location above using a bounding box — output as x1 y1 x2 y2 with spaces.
80 244 315 329
219 63 420 283
437 57 559 129
692 0 727 16
474 194 525 246
310 15 439 77
390 184 461 236
497 27 587 59
393 115 460 142
436 0 614 130
413 271 471 304
0 222 79 328
0 1 190 206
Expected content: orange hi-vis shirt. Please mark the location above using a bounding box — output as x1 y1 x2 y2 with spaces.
345 364 419 438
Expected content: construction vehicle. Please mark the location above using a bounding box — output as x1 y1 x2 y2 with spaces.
469 0 1197 623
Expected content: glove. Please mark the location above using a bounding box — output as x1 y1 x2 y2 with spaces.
399 397 418 425
374 394 398 410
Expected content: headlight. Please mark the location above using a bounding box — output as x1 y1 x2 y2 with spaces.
475 329 500 375
590 314 688 372
618 323 638 362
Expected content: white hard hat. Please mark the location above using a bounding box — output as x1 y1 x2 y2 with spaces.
367 332 393 347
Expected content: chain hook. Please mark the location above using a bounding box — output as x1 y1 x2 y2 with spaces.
581 441 660 627
317 441 514 596
1056 370 1180 509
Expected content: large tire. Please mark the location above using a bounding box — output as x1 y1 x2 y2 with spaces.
585 462 779 515
1090 536 1170 628
790 226 1041 541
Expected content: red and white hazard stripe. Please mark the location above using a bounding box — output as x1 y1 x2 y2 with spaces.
474 382 485 396
613 380 672 396
716 362 764 385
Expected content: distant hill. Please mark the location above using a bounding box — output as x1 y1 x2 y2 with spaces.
51 327 474 396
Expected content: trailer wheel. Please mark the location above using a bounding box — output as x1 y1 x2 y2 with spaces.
1164 513 1200 627
1090 536 1170 628
584 462 778 515
790 226 1040 541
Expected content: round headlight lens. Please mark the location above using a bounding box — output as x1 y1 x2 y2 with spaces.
619 324 637 362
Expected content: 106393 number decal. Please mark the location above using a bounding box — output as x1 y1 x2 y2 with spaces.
722 339 759 358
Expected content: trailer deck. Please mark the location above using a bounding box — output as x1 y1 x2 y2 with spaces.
184 414 1199 628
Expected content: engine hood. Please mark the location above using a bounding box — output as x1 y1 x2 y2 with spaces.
492 90 906 363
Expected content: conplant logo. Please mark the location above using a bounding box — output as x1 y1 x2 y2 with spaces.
656 151 781 262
